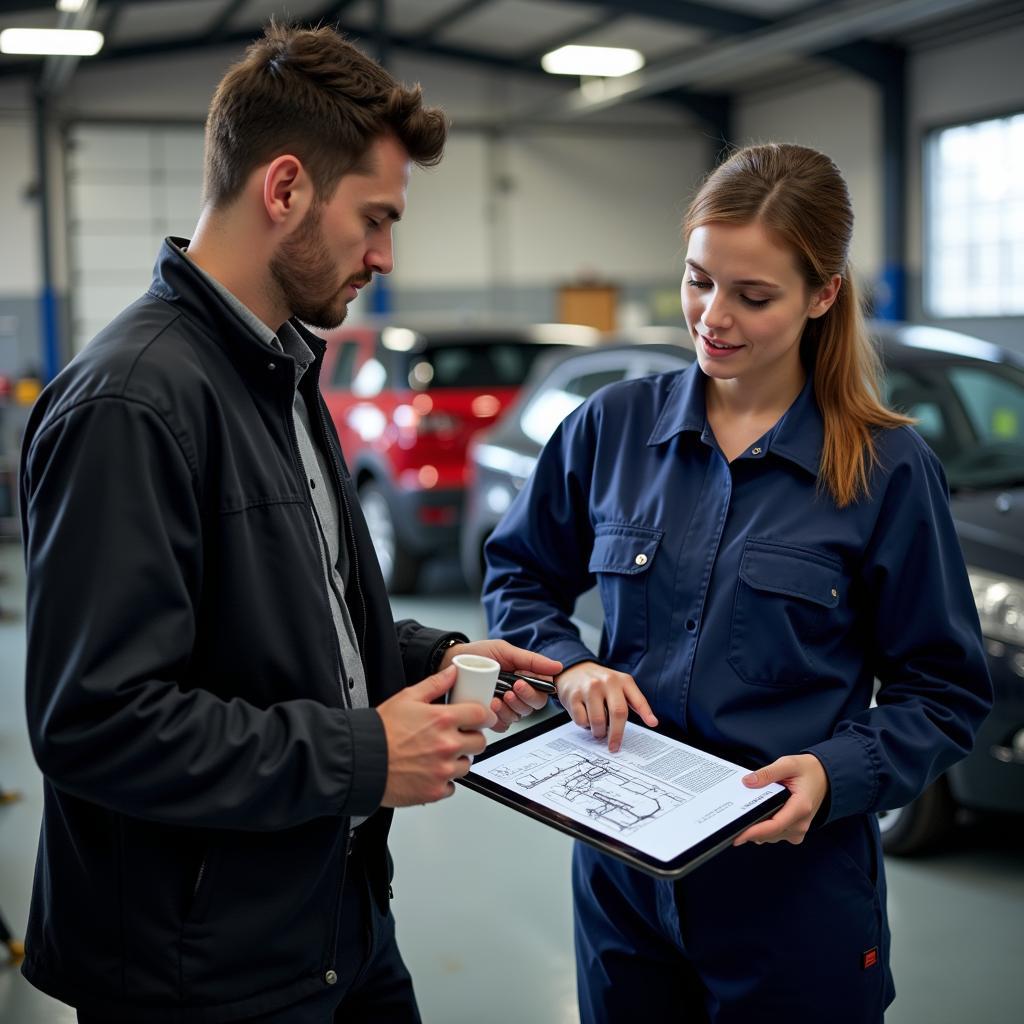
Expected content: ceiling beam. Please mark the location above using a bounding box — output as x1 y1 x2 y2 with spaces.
98 0 127 41
6 19 520 74
538 0 770 35
513 9 624 68
0 3 729 133
0 0 887 139
38 0 97 95
412 0 492 44
307 0 368 26
525 0 989 119
204 0 249 40
0 0 171 11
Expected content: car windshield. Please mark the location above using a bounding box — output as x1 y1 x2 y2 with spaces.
406 340 554 390
884 358 1024 491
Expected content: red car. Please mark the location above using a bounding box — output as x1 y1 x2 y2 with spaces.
319 319 598 591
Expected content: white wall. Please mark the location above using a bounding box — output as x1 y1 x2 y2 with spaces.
0 113 41 298
733 71 882 287
398 129 706 290
392 51 706 292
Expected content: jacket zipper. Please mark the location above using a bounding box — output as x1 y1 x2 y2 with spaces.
326 831 353 975
283 376 368 977
312 396 369 972
193 857 207 898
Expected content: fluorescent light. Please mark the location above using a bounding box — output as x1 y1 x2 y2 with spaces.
57 0 87 12
0 28 104 56
541 45 644 78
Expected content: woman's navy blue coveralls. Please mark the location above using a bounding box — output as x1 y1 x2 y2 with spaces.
483 364 991 1023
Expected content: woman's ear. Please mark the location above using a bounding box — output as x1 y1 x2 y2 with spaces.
808 274 842 319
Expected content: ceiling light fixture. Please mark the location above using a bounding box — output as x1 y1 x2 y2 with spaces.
0 27 103 56
541 45 644 78
56 0 87 13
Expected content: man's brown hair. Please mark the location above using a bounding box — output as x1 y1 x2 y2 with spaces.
203 21 448 207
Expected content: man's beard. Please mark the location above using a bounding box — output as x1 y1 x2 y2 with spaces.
269 204 367 330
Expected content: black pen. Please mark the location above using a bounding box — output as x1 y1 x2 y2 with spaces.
496 672 557 694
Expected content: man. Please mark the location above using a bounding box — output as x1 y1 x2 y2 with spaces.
19 23 557 1024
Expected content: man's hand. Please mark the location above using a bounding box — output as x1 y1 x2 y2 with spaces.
555 661 658 753
377 666 496 807
440 639 562 733
732 754 830 846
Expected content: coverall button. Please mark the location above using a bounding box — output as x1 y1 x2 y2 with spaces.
751 446 762 455
325 970 338 985
832 587 838 598
347 676 355 690
685 619 697 632
267 362 277 371
635 553 648 566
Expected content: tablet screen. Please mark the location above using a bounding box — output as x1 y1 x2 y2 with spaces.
461 711 788 878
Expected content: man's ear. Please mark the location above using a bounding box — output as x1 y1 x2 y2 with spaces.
808 273 842 319
262 155 313 227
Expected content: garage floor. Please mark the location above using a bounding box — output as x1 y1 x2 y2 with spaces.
1 543 1021 1023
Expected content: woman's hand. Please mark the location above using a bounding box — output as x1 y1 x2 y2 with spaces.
732 754 830 846
440 639 561 733
556 661 658 752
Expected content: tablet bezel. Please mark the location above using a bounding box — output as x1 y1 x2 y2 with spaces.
457 710 790 880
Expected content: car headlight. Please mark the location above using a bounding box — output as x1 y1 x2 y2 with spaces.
968 568 1024 647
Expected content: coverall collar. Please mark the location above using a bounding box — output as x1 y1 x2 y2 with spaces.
646 361 824 478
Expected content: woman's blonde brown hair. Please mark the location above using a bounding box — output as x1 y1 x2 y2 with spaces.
684 142 910 507
204 21 448 208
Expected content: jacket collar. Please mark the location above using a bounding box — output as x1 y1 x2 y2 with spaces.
148 237 328 373
647 360 823 477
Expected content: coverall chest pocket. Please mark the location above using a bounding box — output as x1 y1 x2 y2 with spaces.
728 539 844 687
587 524 663 669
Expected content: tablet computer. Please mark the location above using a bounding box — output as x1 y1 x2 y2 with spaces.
458 710 789 879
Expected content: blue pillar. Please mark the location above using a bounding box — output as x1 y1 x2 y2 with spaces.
40 286 60 383
34 90 62 380
878 47 907 321
370 278 393 315
820 42 907 321
875 264 906 323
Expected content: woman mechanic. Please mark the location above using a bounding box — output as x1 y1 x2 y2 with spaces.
482 143 992 1023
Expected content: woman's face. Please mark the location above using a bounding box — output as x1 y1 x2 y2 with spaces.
681 220 836 393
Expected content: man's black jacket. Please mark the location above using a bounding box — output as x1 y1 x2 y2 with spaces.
19 240 458 1021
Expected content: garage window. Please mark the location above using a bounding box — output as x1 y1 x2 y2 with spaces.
924 112 1024 317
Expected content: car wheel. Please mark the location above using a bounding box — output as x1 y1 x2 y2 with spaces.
877 776 956 855
358 481 420 594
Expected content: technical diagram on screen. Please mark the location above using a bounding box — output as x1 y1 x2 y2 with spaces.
459 711 789 879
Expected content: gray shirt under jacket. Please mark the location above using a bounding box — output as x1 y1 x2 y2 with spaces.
186 251 372 826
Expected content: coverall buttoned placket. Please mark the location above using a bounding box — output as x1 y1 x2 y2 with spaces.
653 424 733 732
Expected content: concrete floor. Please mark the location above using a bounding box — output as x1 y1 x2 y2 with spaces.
1 544 1021 1023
